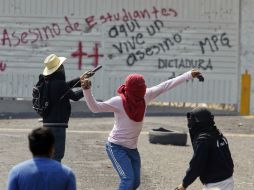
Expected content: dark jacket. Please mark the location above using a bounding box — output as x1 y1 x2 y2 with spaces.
42 68 83 126
182 132 234 188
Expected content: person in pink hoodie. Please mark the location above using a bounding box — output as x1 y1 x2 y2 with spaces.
81 69 202 190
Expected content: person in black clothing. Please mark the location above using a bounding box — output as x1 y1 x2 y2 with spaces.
42 54 84 162
175 107 234 190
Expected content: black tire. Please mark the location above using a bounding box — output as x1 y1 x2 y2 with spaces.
149 127 187 146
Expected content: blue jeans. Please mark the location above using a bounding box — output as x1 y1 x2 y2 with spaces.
106 142 141 190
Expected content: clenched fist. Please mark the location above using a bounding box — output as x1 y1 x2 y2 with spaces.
175 184 186 190
191 69 201 78
80 71 95 80
191 69 204 82
81 78 92 90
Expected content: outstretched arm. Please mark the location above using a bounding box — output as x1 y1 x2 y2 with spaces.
66 89 84 101
67 69 97 89
67 77 81 88
146 69 202 103
145 69 202 103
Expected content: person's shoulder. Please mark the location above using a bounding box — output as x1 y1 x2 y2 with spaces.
61 163 74 172
111 96 122 101
45 159 74 174
196 133 211 144
197 133 212 139
108 96 123 106
105 96 122 103
60 163 75 177
10 159 34 172
48 160 72 172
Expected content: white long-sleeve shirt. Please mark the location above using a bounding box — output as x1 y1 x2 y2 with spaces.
83 71 193 149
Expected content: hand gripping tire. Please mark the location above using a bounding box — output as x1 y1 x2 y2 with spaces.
149 127 187 146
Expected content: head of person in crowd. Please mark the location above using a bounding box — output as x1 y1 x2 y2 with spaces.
28 127 55 158
186 107 221 142
117 73 147 122
42 54 67 81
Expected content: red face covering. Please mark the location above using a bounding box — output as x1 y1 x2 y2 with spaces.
117 74 147 122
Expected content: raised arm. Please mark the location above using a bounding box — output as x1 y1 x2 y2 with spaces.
82 89 120 113
81 78 120 113
66 77 81 88
145 69 202 103
66 89 84 101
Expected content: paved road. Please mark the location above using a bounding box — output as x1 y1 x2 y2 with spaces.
0 116 254 189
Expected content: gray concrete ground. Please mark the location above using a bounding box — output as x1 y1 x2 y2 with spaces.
0 115 254 190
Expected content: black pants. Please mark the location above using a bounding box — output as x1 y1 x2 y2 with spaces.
44 126 66 162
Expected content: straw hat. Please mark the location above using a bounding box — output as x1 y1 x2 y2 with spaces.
43 54 67 76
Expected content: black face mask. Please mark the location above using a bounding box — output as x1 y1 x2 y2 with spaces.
187 108 215 128
187 112 200 129
186 108 220 140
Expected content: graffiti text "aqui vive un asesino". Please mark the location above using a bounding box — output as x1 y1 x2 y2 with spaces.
109 20 182 66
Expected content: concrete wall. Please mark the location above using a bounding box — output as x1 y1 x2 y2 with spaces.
0 0 240 105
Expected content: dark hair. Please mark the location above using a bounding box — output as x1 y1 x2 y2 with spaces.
28 127 55 156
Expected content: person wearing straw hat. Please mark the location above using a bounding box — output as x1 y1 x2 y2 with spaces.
41 54 84 162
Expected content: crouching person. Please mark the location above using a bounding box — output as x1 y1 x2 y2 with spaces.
175 107 234 190
7 127 76 190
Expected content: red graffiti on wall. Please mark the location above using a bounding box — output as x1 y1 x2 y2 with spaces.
88 43 104 67
71 42 87 70
71 42 104 70
0 6 178 48
0 61 6 72
85 6 177 29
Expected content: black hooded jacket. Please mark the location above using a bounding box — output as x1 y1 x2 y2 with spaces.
42 66 83 126
182 108 234 188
